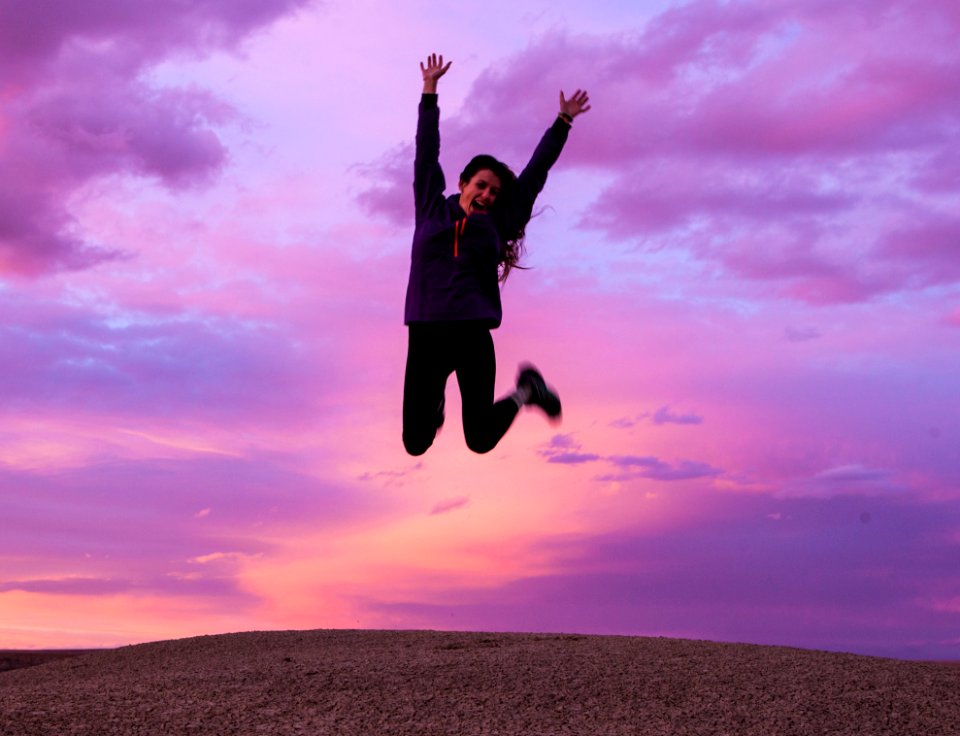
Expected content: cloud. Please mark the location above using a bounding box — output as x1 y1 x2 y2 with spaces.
430 497 470 516
652 406 703 426
875 216 960 289
358 0 960 304
605 455 722 482
539 434 719 479
0 290 322 425
583 161 854 237
779 464 905 498
548 452 603 465
913 149 960 193
187 551 262 565
539 434 602 464
359 463 424 487
784 326 822 342
0 0 313 75
0 450 398 618
352 144 413 227
545 434 580 449
0 0 312 277
0 577 132 596
0 455 385 564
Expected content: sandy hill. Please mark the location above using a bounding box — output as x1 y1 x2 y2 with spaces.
1 629 958 735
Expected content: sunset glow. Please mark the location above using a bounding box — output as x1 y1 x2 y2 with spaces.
2 0 959 659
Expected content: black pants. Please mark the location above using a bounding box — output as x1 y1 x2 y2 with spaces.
403 322 520 456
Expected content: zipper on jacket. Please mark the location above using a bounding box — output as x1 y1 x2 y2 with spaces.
453 218 467 258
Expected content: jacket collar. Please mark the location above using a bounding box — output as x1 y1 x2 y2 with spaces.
447 193 466 219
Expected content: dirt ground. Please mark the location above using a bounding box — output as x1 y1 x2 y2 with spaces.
0 650 98 674
2 630 959 735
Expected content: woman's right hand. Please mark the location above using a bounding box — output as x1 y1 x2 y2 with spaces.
421 53 451 94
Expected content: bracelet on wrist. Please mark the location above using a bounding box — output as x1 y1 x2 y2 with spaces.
558 112 573 124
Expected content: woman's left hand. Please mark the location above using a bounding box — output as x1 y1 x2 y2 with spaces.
560 89 591 119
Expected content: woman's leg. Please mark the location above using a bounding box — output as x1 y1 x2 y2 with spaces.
402 325 452 456
456 326 520 454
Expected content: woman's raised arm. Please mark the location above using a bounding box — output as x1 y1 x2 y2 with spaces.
414 54 451 224
508 87 591 231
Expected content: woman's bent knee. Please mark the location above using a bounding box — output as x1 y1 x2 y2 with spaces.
465 435 496 455
403 433 433 457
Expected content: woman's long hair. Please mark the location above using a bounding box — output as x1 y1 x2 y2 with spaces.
459 155 528 283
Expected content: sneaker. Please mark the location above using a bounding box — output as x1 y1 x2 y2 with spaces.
517 363 562 420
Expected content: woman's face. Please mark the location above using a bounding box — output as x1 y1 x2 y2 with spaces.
458 169 501 216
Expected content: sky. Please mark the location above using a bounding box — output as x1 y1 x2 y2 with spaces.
1 0 958 660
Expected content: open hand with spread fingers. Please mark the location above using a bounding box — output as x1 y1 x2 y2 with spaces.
559 89 591 122
421 53 452 94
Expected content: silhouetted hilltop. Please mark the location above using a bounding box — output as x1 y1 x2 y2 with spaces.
1 630 958 735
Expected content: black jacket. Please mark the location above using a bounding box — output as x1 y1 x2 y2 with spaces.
404 93 570 327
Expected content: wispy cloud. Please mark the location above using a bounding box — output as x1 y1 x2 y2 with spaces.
548 452 603 465
430 496 470 516
359 463 424 486
780 464 905 498
538 433 602 464
605 455 722 482
652 406 703 426
539 436 720 480
0 577 132 596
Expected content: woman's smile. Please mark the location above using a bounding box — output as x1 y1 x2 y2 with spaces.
458 168 501 215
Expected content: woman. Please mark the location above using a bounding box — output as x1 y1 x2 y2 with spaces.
403 53 590 456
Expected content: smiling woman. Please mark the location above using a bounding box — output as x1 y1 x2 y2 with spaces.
457 158 502 217
401 53 590 457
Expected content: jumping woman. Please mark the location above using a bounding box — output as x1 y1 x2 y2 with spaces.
403 53 590 456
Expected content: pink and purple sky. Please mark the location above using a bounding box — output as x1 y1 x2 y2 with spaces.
2 0 959 659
